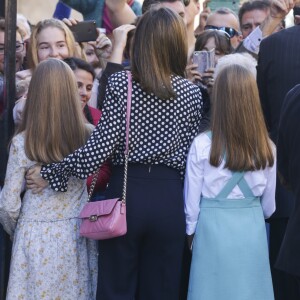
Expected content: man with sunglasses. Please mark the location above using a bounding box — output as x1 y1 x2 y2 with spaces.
204 7 242 49
201 0 292 57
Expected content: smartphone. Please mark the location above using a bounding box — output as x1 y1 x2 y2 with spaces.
193 49 215 74
69 20 98 43
208 0 239 14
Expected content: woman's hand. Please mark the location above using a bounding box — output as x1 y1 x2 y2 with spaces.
108 24 136 64
62 18 78 27
26 165 49 194
202 67 215 88
91 30 113 59
112 24 136 49
186 63 202 83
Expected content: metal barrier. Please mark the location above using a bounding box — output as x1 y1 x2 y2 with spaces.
0 0 17 297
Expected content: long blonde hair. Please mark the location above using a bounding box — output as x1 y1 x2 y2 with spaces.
17 58 90 164
210 64 274 171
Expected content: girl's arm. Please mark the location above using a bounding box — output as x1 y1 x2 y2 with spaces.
261 148 277 218
184 138 205 235
0 137 26 236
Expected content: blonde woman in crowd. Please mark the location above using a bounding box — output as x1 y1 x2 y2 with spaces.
16 18 79 81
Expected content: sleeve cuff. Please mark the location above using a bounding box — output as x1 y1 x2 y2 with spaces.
186 221 197 235
41 163 71 192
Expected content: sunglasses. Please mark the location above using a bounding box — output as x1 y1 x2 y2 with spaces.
204 25 240 38
204 28 231 40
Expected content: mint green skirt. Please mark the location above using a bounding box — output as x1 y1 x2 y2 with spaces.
188 197 274 300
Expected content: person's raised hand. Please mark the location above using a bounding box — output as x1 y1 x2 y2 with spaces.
62 18 79 27
90 30 113 59
270 0 296 19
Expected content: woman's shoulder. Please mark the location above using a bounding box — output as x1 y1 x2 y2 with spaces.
172 75 201 91
107 70 131 92
109 70 128 82
172 76 202 104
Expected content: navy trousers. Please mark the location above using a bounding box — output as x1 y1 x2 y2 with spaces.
96 164 186 300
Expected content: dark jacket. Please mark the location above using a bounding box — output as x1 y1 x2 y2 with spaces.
257 25 300 218
276 84 300 277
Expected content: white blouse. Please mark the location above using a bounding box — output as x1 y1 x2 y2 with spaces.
184 133 276 235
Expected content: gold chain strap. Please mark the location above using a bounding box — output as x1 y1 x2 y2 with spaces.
121 152 129 204
88 169 99 201
88 71 132 203
88 153 129 203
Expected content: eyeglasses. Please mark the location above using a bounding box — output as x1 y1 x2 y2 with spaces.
0 42 25 54
204 25 240 38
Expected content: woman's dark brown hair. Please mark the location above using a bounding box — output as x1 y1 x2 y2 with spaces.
130 7 188 99
195 30 232 55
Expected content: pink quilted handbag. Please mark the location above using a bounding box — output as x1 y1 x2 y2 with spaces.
79 198 127 240
79 71 132 240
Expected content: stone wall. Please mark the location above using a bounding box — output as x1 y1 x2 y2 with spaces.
17 0 82 25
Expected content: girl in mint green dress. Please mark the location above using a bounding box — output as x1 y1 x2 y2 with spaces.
185 64 275 300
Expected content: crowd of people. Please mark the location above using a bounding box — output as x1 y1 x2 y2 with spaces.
0 0 300 299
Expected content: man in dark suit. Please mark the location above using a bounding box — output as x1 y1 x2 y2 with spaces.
277 84 300 297
257 9 300 299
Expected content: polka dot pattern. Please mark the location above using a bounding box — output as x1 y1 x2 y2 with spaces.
41 71 203 191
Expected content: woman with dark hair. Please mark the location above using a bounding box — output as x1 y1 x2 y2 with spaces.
191 29 232 88
63 56 111 197
63 57 99 125
27 8 203 299
195 29 232 64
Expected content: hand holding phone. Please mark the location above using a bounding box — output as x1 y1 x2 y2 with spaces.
192 49 215 75
68 20 98 43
